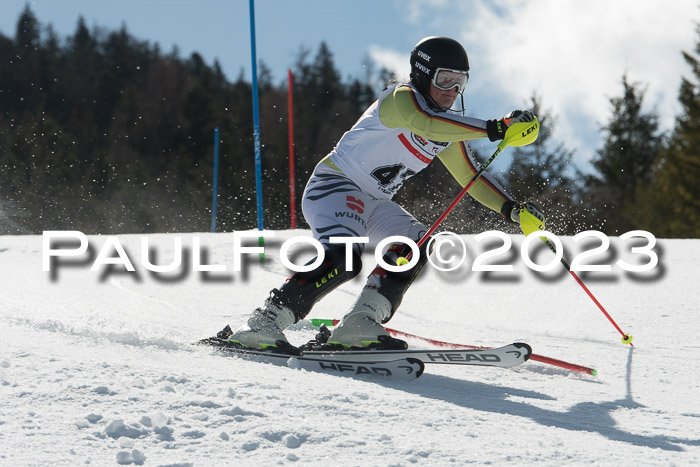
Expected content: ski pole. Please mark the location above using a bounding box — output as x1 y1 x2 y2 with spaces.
407 118 540 257
541 238 634 347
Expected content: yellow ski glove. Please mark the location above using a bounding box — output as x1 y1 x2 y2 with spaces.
502 201 546 236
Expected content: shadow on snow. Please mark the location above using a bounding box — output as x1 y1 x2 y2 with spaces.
387 347 698 452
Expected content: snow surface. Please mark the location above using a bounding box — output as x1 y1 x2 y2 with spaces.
1 230 699 466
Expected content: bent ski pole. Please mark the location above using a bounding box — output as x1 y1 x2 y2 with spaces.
541 237 634 347
410 118 540 254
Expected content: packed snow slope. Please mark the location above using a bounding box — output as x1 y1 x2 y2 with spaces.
1 230 699 466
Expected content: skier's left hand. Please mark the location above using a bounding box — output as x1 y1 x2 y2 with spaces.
486 110 535 142
501 200 546 236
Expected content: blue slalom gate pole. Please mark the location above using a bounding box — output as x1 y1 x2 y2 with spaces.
249 0 265 261
210 127 220 233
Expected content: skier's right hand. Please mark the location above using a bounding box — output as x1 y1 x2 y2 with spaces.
486 110 535 142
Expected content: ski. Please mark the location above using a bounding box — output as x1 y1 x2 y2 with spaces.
197 329 530 380
288 356 424 382
196 337 425 381
302 342 532 368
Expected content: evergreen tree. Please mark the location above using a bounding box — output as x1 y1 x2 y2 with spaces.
0 7 475 234
631 24 700 238
0 6 495 235
585 75 662 234
4 5 41 113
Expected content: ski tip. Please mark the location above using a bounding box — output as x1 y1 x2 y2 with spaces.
513 342 533 361
590 368 598 376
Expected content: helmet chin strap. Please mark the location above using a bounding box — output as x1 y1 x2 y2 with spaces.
455 93 466 116
425 94 447 112
426 91 466 115
410 77 465 115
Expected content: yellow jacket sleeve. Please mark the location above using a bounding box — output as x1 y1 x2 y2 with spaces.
436 142 512 213
378 85 489 142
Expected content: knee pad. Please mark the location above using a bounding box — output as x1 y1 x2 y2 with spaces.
372 237 434 321
270 243 363 321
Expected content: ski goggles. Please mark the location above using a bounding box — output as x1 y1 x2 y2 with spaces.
432 68 469 93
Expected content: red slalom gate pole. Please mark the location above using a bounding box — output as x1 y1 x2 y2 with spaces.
309 319 597 376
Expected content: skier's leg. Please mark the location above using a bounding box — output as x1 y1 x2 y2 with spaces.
228 244 363 349
268 243 364 323
328 202 433 349
228 163 376 349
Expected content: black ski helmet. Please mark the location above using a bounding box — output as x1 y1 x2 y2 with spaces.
410 36 470 97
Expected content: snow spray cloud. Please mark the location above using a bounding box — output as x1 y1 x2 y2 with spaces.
42 230 659 278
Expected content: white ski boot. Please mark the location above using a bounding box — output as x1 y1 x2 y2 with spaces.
327 287 406 349
228 299 295 350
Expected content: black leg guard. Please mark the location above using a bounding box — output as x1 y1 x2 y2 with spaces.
371 237 434 323
268 244 363 322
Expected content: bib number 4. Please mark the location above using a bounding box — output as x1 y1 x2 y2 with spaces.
371 164 416 187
